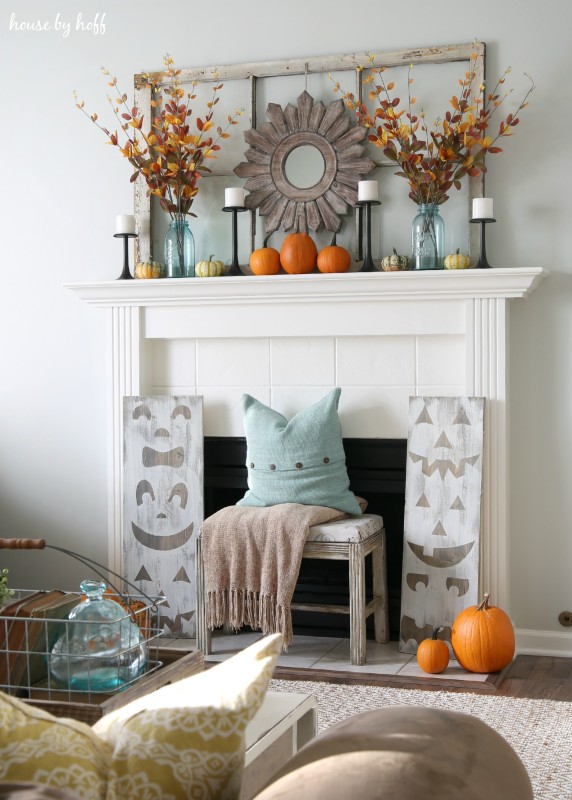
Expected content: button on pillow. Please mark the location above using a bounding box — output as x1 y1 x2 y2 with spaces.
237 388 361 516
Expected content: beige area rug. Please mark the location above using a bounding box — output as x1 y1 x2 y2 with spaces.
270 678 572 800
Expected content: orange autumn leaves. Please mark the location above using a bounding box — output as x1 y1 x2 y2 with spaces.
332 50 534 206
74 54 242 218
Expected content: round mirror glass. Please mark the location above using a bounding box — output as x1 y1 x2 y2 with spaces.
284 145 326 189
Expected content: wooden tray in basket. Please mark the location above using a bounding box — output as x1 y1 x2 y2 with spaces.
24 648 204 725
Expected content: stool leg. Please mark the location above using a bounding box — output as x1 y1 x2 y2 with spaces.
195 535 212 655
372 533 389 644
349 543 367 666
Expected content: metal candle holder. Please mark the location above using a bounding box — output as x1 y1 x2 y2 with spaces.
470 218 496 269
113 232 138 280
222 206 248 276
356 200 381 272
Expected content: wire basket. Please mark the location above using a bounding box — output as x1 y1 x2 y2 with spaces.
0 587 166 703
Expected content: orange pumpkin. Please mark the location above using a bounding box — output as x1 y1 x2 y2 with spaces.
317 233 351 273
250 233 281 275
451 593 515 673
280 232 317 274
416 626 450 674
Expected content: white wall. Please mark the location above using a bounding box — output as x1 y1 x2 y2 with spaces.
1 0 570 652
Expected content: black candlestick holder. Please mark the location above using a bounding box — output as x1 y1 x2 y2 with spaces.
222 206 248 276
470 218 496 269
113 232 138 280
356 200 381 272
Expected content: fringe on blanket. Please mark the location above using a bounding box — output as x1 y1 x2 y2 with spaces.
207 588 293 649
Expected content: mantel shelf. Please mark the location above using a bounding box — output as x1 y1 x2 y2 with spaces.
66 267 548 308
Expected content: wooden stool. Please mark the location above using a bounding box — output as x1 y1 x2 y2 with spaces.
196 514 388 667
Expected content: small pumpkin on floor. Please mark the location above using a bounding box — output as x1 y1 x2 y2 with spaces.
451 593 515 673
416 625 450 674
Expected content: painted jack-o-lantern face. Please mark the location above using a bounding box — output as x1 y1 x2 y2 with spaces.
123 397 203 636
400 397 485 652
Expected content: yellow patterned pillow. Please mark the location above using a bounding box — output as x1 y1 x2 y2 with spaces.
0 692 110 800
93 633 283 800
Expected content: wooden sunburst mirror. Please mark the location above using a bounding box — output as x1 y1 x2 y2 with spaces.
234 90 375 234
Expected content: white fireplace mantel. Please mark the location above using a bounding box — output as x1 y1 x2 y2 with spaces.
67 267 548 615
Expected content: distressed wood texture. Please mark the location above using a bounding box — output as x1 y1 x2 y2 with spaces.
133 42 485 259
400 396 485 654
123 396 204 638
196 525 389 666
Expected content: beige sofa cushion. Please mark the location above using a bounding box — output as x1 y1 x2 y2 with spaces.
254 705 533 800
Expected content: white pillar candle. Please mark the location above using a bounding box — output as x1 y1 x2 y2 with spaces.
358 180 379 202
116 214 135 234
472 198 494 219
225 188 245 207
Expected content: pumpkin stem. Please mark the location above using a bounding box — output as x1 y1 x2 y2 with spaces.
477 593 491 611
392 247 398 255
331 231 338 247
208 254 215 261
431 625 443 640
263 231 274 248
456 248 461 254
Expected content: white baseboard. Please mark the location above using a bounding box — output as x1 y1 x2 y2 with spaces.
515 627 572 657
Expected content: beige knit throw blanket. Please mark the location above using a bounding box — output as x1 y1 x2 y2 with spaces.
201 503 346 647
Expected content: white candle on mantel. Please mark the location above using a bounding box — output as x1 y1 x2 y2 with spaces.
225 188 245 208
472 197 494 219
116 214 135 234
358 180 379 202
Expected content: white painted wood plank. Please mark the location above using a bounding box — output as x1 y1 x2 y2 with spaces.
400 396 485 654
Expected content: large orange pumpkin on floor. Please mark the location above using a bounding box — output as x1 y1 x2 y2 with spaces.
280 232 318 274
451 593 515 673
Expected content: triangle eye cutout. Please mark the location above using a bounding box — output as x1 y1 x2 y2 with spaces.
134 565 152 582
173 566 191 583
416 493 430 507
432 521 448 537
415 406 433 425
452 408 472 425
450 496 465 510
434 431 453 449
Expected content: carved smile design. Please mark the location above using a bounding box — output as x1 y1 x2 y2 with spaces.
407 540 475 568
131 521 194 551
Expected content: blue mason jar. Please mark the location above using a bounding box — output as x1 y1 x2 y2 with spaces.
411 203 445 270
164 214 195 277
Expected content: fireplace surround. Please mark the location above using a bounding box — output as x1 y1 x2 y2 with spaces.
68 267 547 627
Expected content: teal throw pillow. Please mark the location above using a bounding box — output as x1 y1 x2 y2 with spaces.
237 388 362 515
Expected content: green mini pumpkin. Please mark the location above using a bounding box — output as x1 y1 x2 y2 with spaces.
134 260 165 279
195 255 226 277
381 247 410 272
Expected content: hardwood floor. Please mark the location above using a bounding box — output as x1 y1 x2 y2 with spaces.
495 655 572 701
271 655 572 701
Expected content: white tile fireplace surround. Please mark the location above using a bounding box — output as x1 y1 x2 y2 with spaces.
68 268 546 628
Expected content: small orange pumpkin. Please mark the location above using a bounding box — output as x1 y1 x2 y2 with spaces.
317 232 351 273
250 233 281 275
451 593 515 673
280 232 318 274
416 625 450 674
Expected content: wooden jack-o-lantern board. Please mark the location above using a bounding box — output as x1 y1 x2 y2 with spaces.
123 396 204 637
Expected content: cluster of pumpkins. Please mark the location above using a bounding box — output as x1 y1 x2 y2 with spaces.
251 233 473 274
134 234 473 279
416 593 515 675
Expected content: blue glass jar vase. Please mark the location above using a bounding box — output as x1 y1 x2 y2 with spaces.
49 579 148 692
165 214 195 277
411 203 445 270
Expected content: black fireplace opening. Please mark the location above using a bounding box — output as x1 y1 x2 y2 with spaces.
203 436 407 641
